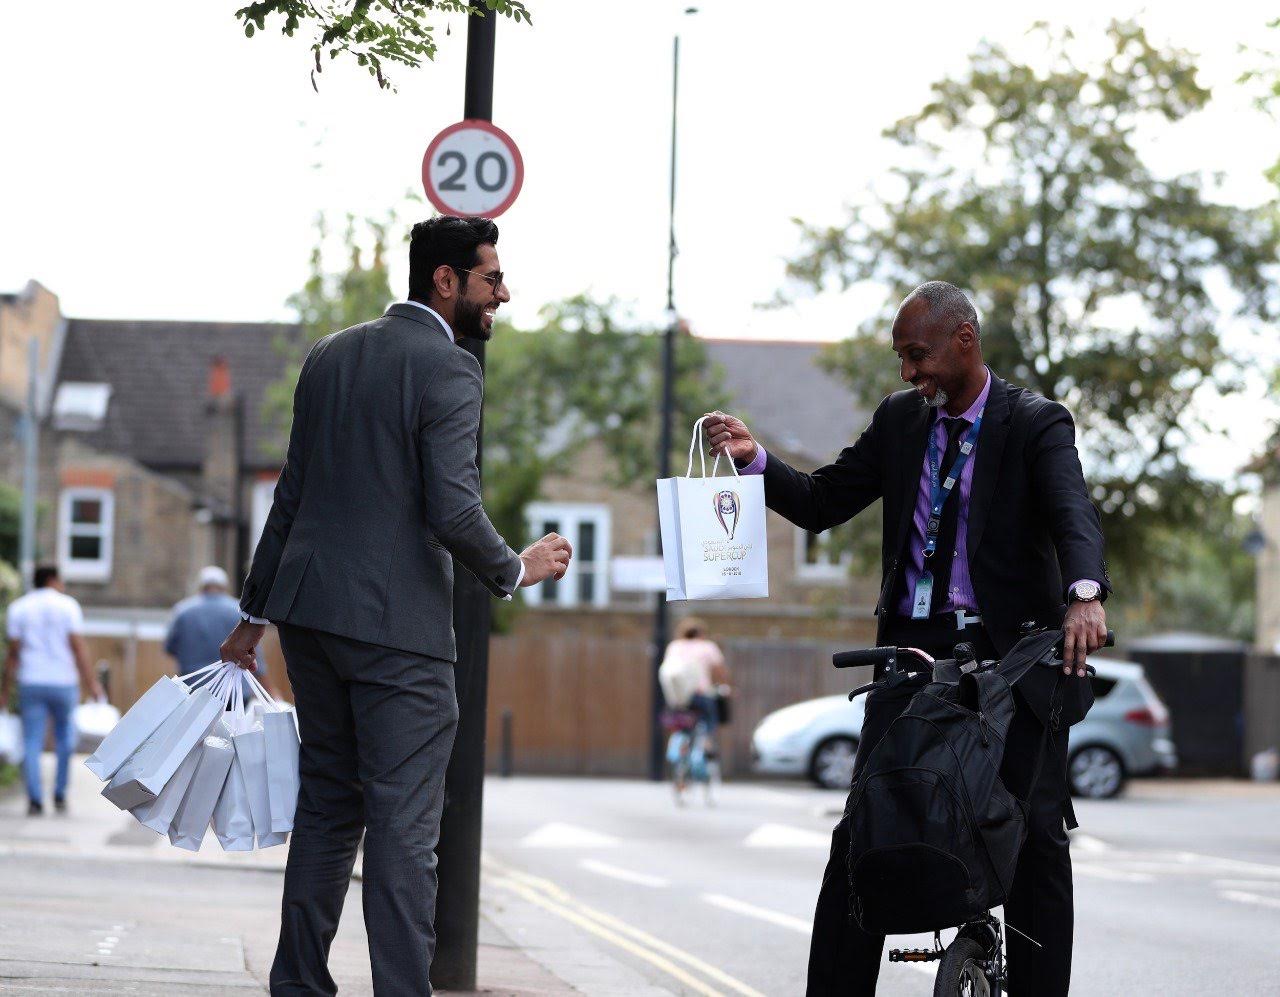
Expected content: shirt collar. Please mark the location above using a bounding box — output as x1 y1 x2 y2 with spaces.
399 300 455 343
936 366 991 425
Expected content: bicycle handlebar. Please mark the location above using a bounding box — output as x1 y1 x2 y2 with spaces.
833 630 1115 672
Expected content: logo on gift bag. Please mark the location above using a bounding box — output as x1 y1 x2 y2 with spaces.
713 489 741 540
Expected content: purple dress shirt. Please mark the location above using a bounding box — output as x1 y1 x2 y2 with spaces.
739 367 1095 619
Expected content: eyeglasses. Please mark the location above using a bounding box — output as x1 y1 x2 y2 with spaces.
455 267 506 292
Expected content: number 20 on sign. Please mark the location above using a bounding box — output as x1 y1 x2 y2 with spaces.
422 120 524 218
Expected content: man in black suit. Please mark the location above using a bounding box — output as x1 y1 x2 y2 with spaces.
704 281 1109 997
220 216 572 995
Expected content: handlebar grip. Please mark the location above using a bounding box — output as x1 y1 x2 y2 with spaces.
1104 630 1115 648
833 647 898 670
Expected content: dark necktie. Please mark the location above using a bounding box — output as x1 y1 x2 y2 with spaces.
930 416 971 615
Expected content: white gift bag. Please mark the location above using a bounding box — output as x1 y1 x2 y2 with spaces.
0 714 22 765
213 679 259 851
74 697 121 753
84 673 192 780
101 683 224 811
168 724 235 852
237 670 289 847
246 669 300 836
129 739 202 835
656 418 769 601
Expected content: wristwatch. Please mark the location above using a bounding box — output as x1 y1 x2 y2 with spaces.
1069 580 1101 603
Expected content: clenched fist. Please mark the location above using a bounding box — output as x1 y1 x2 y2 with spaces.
519 533 573 586
702 411 759 465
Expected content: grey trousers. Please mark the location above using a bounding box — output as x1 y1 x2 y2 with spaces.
270 625 459 997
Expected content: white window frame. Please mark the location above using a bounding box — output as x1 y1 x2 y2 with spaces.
59 487 114 583
250 476 278 555
523 502 611 608
794 525 852 583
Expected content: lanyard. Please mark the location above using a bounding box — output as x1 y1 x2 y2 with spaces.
922 411 984 560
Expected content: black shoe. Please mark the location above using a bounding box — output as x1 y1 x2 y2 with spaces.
54 796 67 814
27 801 43 816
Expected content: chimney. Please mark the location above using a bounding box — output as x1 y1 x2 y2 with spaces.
202 355 242 579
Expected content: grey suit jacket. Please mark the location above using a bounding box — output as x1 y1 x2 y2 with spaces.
240 303 522 661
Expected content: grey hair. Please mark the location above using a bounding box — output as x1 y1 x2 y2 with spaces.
900 281 980 338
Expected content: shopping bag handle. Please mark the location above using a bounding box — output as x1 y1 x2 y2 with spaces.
241 666 284 714
684 417 741 480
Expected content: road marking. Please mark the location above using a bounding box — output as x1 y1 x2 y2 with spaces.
743 823 830 849
702 893 810 934
1070 834 1111 854
1220 890 1280 911
485 856 765 997
1214 879 1280 891
580 858 669 888
1073 864 1155 883
519 822 619 849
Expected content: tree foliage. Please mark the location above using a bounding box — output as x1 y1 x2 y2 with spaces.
236 0 532 91
778 20 1280 588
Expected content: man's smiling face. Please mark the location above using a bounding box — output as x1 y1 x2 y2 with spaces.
891 299 963 408
453 243 510 342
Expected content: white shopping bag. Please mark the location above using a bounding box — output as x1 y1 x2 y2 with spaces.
74 698 121 754
84 674 191 780
130 740 202 834
101 685 224 811
246 669 300 836
212 758 257 851
0 714 22 765
656 417 769 601
169 725 235 852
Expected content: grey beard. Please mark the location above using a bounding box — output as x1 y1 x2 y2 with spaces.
926 387 950 409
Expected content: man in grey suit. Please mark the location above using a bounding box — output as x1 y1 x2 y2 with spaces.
220 216 571 996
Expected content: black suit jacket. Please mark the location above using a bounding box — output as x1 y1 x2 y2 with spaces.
240 304 522 661
762 373 1110 723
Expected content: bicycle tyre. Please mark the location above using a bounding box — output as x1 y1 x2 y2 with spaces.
932 936 992 997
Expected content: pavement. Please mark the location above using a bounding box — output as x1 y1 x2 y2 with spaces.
4 760 1280 995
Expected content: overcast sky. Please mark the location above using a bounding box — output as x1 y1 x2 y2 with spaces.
1 1 1276 478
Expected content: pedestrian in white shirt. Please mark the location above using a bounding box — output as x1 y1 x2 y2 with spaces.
1 565 103 815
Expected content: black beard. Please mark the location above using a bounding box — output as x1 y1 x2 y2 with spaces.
453 298 490 341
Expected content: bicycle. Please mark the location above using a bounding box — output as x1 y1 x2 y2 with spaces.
661 708 721 806
833 628 1113 997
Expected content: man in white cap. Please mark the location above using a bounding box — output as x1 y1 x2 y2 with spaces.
165 566 274 698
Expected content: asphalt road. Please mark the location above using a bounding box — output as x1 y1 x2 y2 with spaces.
482 776 1280 996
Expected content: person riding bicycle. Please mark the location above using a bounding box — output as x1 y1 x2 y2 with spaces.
704 281 1110 997
658 617 728 734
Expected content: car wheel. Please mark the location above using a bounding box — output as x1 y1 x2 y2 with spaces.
1069 745 1126 799
810 736 858 790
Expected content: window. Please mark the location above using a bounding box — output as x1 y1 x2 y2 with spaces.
795 526 853 582
250 476 278 554
59 488 114 582
523 502 611 608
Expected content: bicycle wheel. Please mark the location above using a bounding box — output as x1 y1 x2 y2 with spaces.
932 937 992 997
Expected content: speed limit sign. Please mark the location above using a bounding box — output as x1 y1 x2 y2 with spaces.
422 120 524 218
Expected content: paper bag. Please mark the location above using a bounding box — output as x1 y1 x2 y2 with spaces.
84 676 188 780
101 688 223 810
129 740 203 835
212 754 257 851
168 730 234 852
657 418 769 602
263 708 300 833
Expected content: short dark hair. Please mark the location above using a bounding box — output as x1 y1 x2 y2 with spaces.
33 565 59 588
408 216 499 302
901 281 981 338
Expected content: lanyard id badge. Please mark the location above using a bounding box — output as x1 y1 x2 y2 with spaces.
909 411 984 620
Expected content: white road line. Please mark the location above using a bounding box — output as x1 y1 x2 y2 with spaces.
702 893 811 934
1214 879 1280 891
519 822 619 849
1070 834 1111 854
580 859 669 888
1073 863 1155 883
1220 890 1280 911
743 823 831 849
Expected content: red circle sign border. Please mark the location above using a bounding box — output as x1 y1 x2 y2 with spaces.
421 119 525 219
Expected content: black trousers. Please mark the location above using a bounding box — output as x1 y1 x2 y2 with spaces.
806 619 1074 997
270 625 460 997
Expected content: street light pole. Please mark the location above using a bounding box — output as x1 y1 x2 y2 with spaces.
650 28 684 780
432 6 496 990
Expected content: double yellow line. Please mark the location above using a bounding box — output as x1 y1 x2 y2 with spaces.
483 855 766 997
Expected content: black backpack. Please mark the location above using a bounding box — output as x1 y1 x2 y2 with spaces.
845 630 1064 935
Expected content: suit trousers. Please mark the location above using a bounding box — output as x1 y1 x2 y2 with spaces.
270 625 460 997
806 620 1074 997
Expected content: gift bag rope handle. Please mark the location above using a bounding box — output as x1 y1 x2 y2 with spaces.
684 417 741 480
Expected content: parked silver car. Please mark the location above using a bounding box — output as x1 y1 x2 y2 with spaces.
751 656 1177 796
